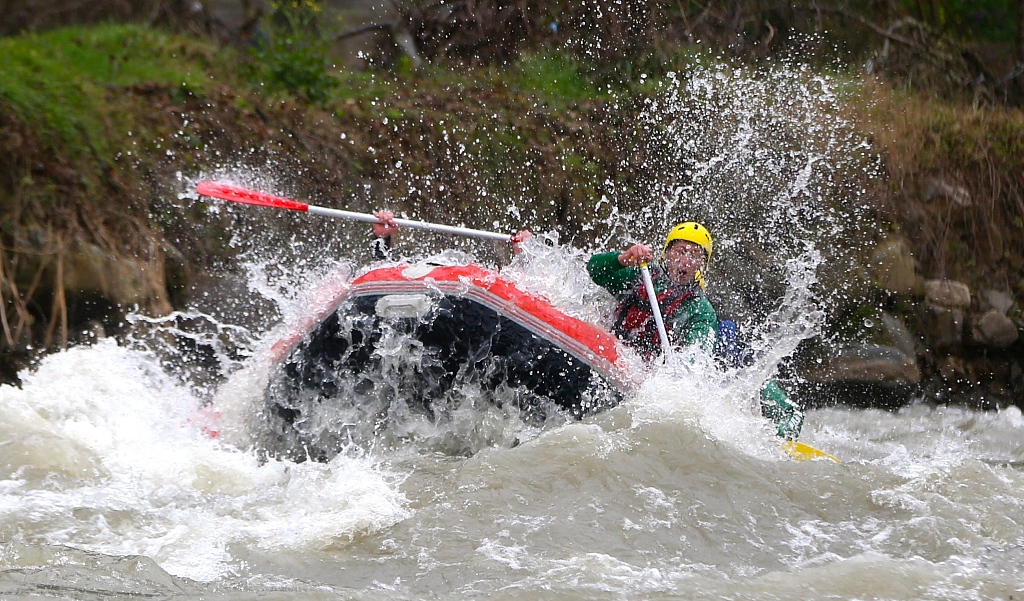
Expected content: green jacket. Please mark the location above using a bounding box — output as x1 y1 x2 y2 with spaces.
586 251 803 439
587 252 718 355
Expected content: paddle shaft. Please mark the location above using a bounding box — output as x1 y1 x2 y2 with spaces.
196 181 511 242
307 205 511 241
640 264 673 359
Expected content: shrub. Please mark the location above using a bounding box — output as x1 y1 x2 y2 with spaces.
250 0 338 103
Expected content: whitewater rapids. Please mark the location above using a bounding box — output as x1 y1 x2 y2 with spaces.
1 335 1022 599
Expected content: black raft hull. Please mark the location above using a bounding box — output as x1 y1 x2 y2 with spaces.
259 264 630 461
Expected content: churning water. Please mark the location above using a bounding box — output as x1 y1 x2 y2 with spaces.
2 64 1022 599
2 336 1023 599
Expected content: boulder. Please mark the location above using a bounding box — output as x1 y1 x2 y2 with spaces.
798 306 922 408
797 343 920 408
925 279 971 308
11 230 172 320
920 302 964 349
163 241 190 307
832 304 920 356
877 311 919 358
62 240 171 315
981 289 1015 315
971 309 1020 349
812 343 921 384
869 236 922 296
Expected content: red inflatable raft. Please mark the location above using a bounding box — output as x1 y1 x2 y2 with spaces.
260 262 632 461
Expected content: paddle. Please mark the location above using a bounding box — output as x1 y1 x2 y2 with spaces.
195 182 512 242
783 440 840 462
639 263 673 359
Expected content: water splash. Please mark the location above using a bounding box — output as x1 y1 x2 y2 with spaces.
500 231 618 326
0 340 411 581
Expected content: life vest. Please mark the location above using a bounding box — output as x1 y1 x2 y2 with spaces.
715 318 745 368
612 279 699 356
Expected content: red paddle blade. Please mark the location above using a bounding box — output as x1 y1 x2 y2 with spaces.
196 182 309 212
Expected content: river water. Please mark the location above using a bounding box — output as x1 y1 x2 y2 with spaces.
3 63 1023 599
1 326 1023 599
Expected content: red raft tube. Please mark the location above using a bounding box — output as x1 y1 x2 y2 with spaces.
259 262 633 461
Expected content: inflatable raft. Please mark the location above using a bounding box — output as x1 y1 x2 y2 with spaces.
259 262 632 461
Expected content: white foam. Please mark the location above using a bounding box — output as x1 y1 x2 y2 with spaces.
0 340 410 581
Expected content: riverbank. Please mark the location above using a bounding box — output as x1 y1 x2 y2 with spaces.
0 23 1021 407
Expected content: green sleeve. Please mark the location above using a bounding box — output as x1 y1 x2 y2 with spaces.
587 252 638 295
760 381 804 440
670 296 718 355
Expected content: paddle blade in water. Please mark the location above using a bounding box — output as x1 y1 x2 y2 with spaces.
783 440 840 463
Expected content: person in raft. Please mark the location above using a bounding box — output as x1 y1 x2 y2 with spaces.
369 213 801 439
583 221 803 439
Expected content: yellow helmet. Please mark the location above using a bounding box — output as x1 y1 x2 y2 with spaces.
664 222 713 262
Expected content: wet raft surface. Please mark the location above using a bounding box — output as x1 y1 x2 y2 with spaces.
263 291 622 461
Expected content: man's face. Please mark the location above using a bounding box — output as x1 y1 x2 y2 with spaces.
664 240 706 284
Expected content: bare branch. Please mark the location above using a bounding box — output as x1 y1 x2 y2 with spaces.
333 22 395 42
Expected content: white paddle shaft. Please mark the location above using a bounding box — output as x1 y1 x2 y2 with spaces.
640 264 673 359
307 206 510 242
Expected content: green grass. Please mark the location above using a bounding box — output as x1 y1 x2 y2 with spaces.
512 53 606 106
322 51 614 113
330 69 402 103
0 24 217 155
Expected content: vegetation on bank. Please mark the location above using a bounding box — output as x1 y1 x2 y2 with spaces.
0 10 1022 399
0 23 622 359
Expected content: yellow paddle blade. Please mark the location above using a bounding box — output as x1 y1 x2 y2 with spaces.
782 440 840 463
